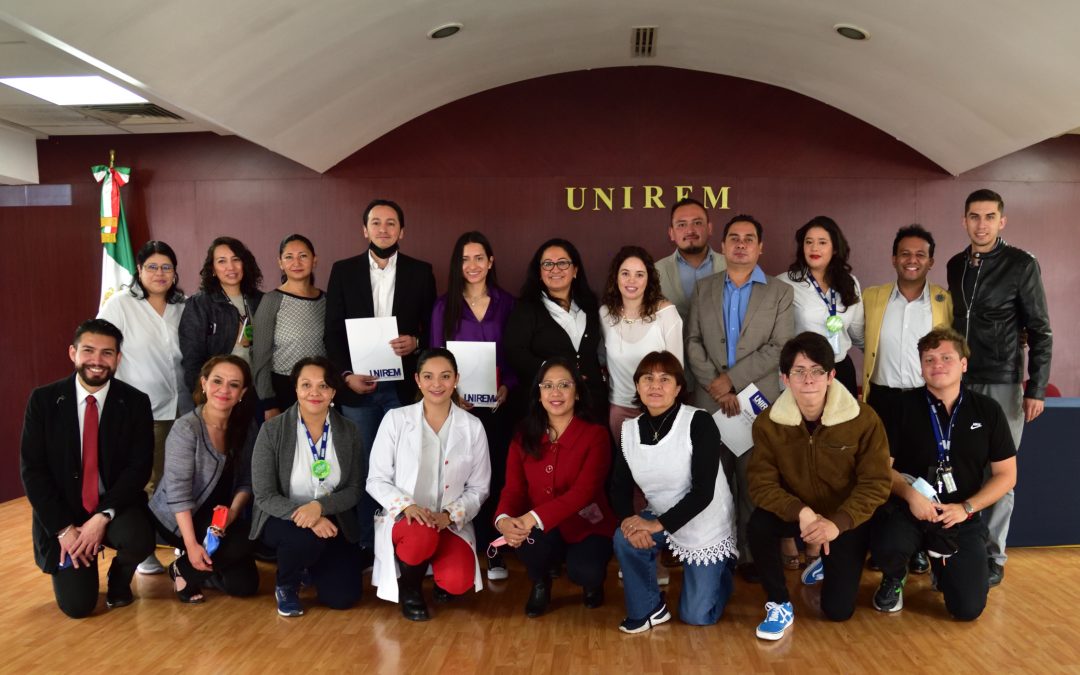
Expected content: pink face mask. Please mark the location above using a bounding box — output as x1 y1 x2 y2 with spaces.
487 534 533 558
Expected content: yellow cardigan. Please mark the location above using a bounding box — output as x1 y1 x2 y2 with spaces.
861 282 953 400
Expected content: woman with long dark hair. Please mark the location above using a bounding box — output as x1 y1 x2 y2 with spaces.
179 236 264 394
430 231 517 580
149 355 259 603
504 238 608 420
600 245 683 441
98 239 189 575
495 357 615 618
252 234 326 420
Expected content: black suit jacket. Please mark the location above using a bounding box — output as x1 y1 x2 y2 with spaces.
19 375 154 572
324 251 437 407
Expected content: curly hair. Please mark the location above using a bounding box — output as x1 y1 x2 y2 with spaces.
786 216 859 308
199 236 263 296
601 245 664 324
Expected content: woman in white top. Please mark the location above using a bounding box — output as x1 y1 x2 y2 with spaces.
600 245 684 442
367 348 491 622
777 216 865 569
98 240 188 575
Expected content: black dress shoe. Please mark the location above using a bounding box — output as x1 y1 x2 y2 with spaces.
909 551 930 575
988 560 1005 587
106 585 135 609
525 578 551 618
582 586 604 609
737 562 760 584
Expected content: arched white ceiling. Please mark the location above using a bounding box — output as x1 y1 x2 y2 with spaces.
2 0 1080 177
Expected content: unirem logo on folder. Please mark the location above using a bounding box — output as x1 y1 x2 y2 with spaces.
749 392 770 415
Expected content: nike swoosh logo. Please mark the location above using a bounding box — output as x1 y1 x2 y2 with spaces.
970 422 982 430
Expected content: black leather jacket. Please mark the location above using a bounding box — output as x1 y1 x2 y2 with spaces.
947 239 1052 398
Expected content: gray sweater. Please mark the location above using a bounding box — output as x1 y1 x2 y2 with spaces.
148 407 255 537
249 405 363 541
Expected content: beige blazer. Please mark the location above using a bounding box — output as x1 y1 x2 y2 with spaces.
686 274 795 412
656 249 727 322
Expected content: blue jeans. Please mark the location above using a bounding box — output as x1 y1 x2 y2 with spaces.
613 512 735 625
339 381 404 550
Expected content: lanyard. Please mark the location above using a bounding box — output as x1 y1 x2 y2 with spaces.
304 419 330 481
926 391 962 468
807 275 837 317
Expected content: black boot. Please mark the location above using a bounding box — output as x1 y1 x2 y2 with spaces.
582 586 604 609
525 577 551 618
396 558 430 622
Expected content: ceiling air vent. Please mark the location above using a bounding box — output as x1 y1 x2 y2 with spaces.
631 26 657 58
73 103 185 125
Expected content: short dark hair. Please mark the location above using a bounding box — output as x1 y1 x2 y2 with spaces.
363 199 406 229
631 351 688 410
199 236 263 296
278 233 317 284
721 214 763 242
73 318 123 352
289 356 345 393
965 189 1004 214
779 332 835 375
892 224 936 258
670 197 707 220
917 327 970 360
132 240 185 304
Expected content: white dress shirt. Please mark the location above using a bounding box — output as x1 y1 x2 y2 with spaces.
75 378 109 498
777 274 865 358
413 417 452 512
871 283 933 389
98 291 185 420
369 251 398 318
289 414 342 502
541 294 586 351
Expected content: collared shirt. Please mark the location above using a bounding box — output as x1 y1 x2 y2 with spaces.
871 282 933 389
414 413 453 512
541 294 586 351
289 414 341 502
777 274 865 358
98 291 185 420
369 251 398 318
723 266 768 366
676 249 716 303
75 377 110 497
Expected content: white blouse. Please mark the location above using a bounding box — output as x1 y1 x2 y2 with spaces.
776 274 865 358
289 415 342 502
600 304 684 407
98 290 185 420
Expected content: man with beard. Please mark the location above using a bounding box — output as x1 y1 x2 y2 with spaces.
20 318 155 618
656 197 727 323
324 198 437 556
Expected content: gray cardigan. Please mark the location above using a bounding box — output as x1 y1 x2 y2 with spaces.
148 407 255 537
249 404 363 541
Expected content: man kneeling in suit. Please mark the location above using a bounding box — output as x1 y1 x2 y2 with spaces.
20 318 155 618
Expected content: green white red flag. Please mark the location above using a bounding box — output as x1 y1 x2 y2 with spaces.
91 160 136 307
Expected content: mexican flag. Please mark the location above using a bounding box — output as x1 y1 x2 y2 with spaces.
92 162 136 307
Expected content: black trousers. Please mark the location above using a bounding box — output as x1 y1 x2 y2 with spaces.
261 516 363 609
51 506 155 618
156 504 258 597
470 405 513 556
834 355 858 398
271 372 297 411
866 383 917 431
871 497 989 621
514 527 612 589
748 507 870 621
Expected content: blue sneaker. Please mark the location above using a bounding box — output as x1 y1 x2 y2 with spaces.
276 585 304 617
801 556 824 585
756 601 794 640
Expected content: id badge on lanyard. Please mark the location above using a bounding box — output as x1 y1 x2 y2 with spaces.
808 276 842 353
927 392 962 495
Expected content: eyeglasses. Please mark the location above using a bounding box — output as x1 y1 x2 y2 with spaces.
539 380 574 392
143 264 174 273
788 368 828 382
540 259 572 271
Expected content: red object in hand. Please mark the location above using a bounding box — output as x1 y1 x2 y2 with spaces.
211 505 229 531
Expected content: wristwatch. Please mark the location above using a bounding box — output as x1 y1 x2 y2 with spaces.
962 501 975 519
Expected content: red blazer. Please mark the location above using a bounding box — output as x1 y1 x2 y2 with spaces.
495 417 617 543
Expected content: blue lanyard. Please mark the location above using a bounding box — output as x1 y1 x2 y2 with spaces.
303 420 330 468
807 275 837 317
925 391 962 466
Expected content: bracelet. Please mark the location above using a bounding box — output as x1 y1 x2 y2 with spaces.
57 526 72 540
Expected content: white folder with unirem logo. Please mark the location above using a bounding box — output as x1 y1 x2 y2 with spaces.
345 317 404 381
447 341 498 408
711 383 771 457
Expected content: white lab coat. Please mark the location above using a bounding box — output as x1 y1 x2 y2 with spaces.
366 401 491 602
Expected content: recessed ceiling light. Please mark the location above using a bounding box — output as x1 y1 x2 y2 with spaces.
428 23 462 39
0 75 147 105
834 23 870 41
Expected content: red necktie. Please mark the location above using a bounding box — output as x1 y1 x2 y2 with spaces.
82 395 100 513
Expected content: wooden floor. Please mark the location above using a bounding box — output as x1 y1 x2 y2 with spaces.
0 497 1076 674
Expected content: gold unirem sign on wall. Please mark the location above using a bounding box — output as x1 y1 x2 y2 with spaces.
566 185 731 211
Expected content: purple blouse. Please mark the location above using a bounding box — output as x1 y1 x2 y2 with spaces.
430 285 518 390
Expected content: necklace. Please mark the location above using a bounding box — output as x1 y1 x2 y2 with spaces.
645 405 678 442
465 292 489 307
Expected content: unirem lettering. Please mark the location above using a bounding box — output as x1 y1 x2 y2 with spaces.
369 368 402 378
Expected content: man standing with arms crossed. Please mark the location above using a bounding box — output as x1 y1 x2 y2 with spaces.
947 189 1052 586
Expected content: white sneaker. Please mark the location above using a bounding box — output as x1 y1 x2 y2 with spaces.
656 565 670 586
137 552 166 575
487 561 509 581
